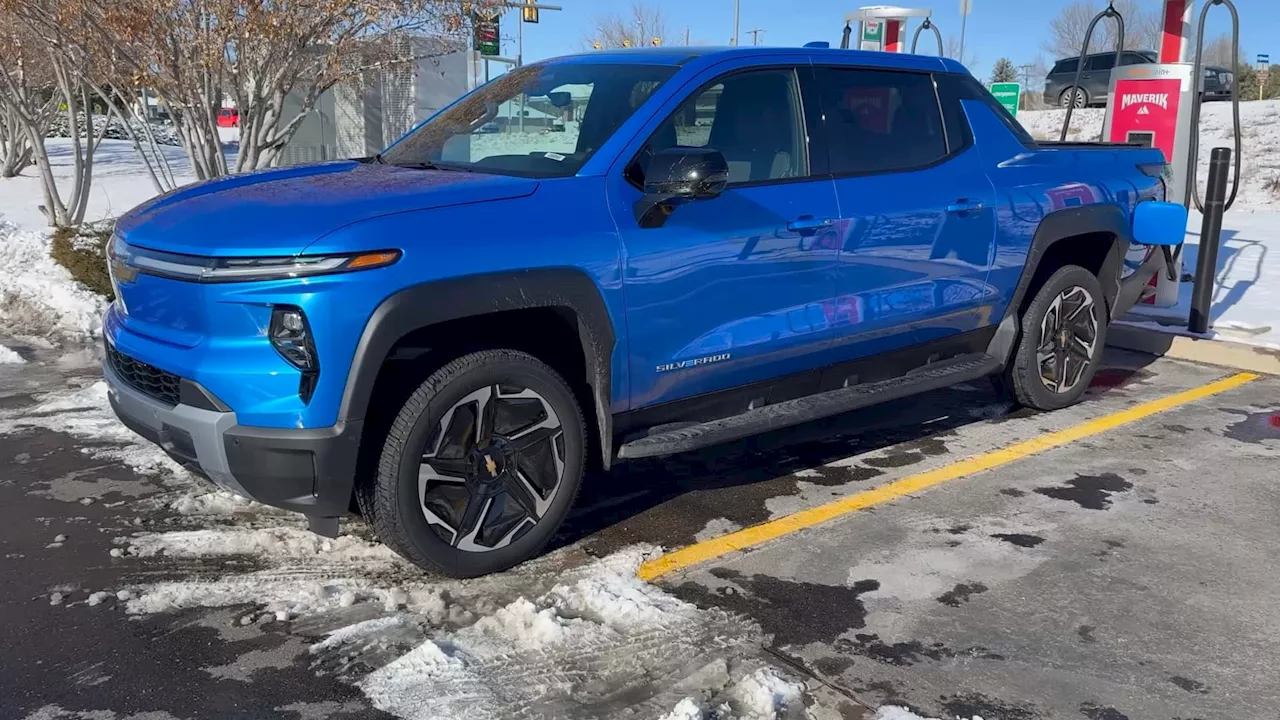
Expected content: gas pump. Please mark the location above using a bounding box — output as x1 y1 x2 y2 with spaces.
1097 0 1243 308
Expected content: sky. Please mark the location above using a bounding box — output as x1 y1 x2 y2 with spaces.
493 0 1273 85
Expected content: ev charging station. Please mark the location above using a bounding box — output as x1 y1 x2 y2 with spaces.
842 6 934 53
1083 0 1243 311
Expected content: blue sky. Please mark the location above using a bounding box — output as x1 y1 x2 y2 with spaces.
496 0 1273 82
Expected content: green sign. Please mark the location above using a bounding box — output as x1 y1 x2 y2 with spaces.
990 82 1021 117
862 20 884 43
472 10 500 56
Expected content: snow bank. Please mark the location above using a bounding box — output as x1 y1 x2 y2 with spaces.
0 220 107 340
873 707 984 720
1018 99 1280 213
0 344 24 364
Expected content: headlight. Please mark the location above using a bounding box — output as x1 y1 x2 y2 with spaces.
115 237 401 283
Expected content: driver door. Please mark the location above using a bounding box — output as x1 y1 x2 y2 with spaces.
606 62 842 411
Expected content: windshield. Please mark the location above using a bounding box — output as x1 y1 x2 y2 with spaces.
380 62 677 178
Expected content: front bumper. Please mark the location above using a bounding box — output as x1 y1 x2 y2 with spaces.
104 357 363 527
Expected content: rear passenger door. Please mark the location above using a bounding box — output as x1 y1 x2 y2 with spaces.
1084 53 1117 102
807 65 999 362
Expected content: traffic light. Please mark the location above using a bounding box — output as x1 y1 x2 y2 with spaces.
592 41 602 50
522 0 539 24
622 38 632 48
651 37 661 46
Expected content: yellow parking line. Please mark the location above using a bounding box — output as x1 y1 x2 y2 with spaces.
637 372 1258 582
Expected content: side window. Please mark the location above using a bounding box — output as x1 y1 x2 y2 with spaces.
811 67 948 175
1086 54 1116 72
642 68 808 185
1121 52 1150 66
1053 58 1079 75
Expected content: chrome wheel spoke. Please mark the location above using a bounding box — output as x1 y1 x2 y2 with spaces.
415 381 567 554
1038 284 1099 394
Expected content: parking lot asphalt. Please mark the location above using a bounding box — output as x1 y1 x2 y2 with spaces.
649 355 1280 720
2 344 1277 719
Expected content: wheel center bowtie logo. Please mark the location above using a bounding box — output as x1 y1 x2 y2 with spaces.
484 454 498 477
1120 93 1169 111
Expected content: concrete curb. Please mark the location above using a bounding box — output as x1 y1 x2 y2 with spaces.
1108 322 1280 375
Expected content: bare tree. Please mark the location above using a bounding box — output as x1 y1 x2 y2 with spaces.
1200 33 1244 67
0 0 117 227
1045 0 1163 60
92 0 473 179
584 2 669 50
0 11 44 178
945 37 979 71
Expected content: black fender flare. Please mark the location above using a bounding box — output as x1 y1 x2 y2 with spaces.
337 269 617 468
1003 203 1146 326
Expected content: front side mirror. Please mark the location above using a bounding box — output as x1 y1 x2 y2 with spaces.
1133 200 1188 247
546 91 572 108
644 147 730 202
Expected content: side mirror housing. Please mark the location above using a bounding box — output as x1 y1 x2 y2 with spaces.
635 147 729 229
644 147 729 202
1133 200 1188 246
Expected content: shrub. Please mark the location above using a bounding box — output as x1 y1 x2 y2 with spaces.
51 221 115 300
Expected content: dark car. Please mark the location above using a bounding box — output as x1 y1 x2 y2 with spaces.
1044 50 1234 108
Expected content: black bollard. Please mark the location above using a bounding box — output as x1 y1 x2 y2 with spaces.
1189 148 1231 334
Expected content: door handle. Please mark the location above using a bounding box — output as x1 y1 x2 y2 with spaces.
946 200 984 215
787 216 834 235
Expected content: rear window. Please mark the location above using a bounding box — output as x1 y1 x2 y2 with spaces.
1052 58 1079 75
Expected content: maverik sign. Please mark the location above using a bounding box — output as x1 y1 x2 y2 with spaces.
1108 78 1182 164
1119 92 1170 111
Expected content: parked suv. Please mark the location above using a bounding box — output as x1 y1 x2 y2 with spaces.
1045 50 1234 107
105 47 1178 578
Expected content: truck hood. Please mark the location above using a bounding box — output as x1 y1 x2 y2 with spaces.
115 161 539 257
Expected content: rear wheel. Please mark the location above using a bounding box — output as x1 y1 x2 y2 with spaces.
999 265 1107 411
366 349 586 578
1060 87 1088 109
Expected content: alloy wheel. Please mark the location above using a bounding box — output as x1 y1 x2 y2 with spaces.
1037 285 1099 394
417 384 565 552
1072 89 1088 108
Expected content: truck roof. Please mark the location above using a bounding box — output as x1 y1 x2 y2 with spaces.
546 46 968 74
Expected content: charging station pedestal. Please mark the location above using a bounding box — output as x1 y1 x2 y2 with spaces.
1103 63 1197 307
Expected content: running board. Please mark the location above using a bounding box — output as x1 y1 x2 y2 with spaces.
616 353 1002 460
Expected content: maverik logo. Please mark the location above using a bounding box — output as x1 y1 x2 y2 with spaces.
656 353 731 373
1120 93 1169 111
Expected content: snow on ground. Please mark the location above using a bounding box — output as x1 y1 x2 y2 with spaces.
0 380 791 718
0 344 24 364
1123 209 1280 349
0 219 108 340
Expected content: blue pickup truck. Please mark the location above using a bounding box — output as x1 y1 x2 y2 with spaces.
103 47 1182 577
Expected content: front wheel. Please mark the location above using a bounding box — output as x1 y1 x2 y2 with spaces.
998 265 1108 411
365 349 587 578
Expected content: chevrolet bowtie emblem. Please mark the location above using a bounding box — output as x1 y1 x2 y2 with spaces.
484 454 498 477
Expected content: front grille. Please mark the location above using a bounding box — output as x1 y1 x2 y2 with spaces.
106 342 181 406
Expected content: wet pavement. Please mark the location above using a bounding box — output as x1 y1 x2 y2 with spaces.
2 339 1277 719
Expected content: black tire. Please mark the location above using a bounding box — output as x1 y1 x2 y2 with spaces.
999 265 1108 411
1060 87 1088 109
367 349 587 578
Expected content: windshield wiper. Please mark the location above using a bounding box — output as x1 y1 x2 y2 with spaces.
393 161 474 173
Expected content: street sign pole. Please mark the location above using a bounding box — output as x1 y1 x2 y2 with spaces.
959 0 972 63
1259 54 1271 101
